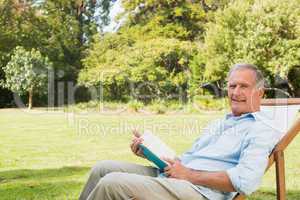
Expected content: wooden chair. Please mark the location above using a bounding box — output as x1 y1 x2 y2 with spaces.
234 98 300 200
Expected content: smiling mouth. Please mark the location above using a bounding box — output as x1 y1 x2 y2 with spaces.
231 99 246 103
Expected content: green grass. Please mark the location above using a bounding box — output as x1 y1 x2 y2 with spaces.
0 108 299 199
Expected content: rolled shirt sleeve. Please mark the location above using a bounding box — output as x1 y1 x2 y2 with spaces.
226 125 281 195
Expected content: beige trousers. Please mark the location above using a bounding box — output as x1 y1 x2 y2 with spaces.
79 160 207 200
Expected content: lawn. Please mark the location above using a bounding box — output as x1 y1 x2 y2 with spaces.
0 108 299 200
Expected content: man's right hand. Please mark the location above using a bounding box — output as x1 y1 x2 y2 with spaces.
130 130 145 158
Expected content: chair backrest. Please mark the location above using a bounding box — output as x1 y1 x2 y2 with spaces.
260 98 300 136
260 98 300 153
233 98 300 200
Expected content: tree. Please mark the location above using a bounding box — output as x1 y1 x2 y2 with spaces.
1 46 52 109
188 51 206 98
118 0 232 41
0 0 41 107
121 0 209 40
75 0 113 34
78 34 197 102
0 0 111 78
201 0 300 95
78 0 229 102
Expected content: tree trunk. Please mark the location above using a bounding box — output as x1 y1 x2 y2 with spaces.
28 86 33 109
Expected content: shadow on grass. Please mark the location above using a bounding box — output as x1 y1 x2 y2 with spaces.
0 166 90 200
1 167 300 200
0 166 90 183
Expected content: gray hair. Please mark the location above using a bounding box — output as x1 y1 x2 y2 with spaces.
227 63 265 89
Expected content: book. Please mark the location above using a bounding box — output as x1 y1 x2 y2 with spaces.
138 130 177 170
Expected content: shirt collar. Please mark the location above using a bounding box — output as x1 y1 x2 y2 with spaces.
226 112 260 121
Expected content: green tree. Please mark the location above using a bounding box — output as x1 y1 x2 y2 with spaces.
188 51 205 98
0 0 42 106
1 46 52 109
202 0 300 95
0 0 111 81
78 0 230 101
121 0 231 40
0 0 114 107
79 34 197 101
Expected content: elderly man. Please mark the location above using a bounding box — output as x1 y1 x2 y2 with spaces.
79 63 281 200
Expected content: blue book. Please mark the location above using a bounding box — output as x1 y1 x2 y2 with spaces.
139 131 177 171
139 144 168 170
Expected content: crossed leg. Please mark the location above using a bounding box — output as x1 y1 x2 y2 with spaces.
79 160 206 200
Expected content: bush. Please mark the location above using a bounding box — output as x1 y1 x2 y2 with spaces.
64 97 228 114
192 96 228 111
64 100 127 113
127 100 144 112
166 100 185 111
147 100 168 114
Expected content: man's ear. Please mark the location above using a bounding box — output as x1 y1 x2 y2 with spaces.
259 88 264 98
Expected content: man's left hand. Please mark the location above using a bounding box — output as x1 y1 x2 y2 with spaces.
163 158 192 181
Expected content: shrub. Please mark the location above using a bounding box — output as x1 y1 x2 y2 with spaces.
127 100 144 112
193 96 228 111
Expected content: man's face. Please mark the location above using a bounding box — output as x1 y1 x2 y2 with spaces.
227 69 264 116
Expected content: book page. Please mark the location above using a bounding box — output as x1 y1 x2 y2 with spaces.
141 130 176 160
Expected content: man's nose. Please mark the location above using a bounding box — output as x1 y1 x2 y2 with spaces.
232 86 241 96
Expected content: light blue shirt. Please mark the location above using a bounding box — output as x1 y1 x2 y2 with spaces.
179 111 283 200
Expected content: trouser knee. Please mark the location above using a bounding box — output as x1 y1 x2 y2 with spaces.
90 160 117 178
99 172 120 188
97 172 132 198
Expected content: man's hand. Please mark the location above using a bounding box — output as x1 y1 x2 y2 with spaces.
163 158 192 181
164 158 236 192
130 130 145 158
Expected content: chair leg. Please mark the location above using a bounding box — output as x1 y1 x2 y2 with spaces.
233 194 246 200
274 151 286 200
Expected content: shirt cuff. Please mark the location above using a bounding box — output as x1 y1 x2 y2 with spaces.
226 167 244 195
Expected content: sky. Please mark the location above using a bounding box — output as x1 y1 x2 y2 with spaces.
103 0 124 32
34 0 124 33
